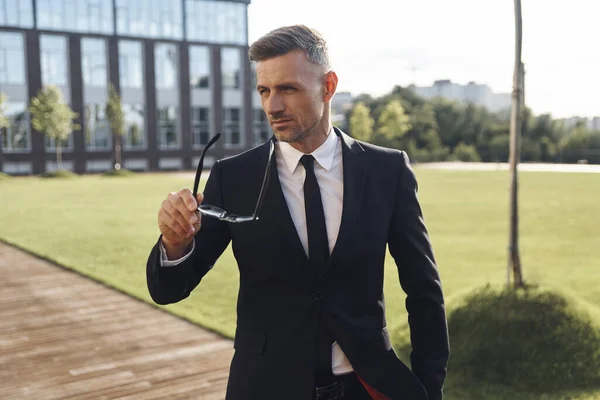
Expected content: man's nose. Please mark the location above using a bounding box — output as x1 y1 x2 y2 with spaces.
267 93 285 115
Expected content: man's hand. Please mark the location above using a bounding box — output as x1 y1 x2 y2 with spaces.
158 188 203 259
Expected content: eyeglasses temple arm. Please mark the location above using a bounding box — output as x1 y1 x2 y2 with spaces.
193 133 221 198
252 139 274 219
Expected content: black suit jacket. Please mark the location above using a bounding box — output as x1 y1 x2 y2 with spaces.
146 128 450 400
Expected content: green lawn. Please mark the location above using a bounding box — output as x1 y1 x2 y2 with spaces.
1 168 599 399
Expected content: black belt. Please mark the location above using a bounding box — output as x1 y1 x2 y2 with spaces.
315 373 356 400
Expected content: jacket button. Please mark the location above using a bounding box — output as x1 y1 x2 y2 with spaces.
312 291 322 301
308 339 315 346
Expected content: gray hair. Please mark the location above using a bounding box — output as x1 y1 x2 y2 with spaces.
248 24 331 69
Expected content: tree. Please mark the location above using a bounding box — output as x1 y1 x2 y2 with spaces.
459 103 485 147
375 99 411 148
0 93 9 162
558 125 599 163
539 136 557 162
129 123 141 147
29 85 79 170
507 0 525 288
475 121 509 162
430 98 465 148
526 114 562 162
519 106 535 141
344 81 583 167
408 104 439 146
452 142 481 162
349 102 375 142
405 103 450 162
489 134 510 162
0 93 10 132
105 83 125 170
389 85 426 113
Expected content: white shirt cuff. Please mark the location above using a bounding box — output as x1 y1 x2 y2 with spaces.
159 239 195 267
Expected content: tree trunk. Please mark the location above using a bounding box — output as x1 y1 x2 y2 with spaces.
115 136 122 170
508 0 525 289
56 138 63 171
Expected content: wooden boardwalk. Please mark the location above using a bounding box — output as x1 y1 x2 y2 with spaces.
0 242 233 399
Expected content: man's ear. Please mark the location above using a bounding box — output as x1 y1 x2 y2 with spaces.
323 71 338 102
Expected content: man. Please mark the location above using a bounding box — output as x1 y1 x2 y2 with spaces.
146 25 449 400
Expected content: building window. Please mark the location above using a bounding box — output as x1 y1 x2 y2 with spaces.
221 47 241 90
253 109 270 145
119 40 143 89
0 0 34 28
81 37 107 87
156 43 179 149
224 107 241 146
116 0 182 39
155 42 178 89
123 103 145 149
157 106 179 149
37 0 113 34
1 102 30 152
0 32 26 85
0 33 29 153
45 132 73 151
41 34 73 151
185 0 246 45
189 45 210 89
82 38 109 151
40 35 69 86
84 103 111 150
191 107 210 147
119 41 145 150
190 46 210 148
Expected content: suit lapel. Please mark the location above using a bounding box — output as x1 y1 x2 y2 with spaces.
321 128 366 279
270 152 311 265
257 139 312 269
258 130 366 282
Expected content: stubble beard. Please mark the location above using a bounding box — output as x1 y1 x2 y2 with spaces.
274 118 321 144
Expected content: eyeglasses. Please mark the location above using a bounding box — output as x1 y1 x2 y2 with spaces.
192 133 274 223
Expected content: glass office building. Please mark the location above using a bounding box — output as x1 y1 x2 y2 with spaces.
0 0 270 174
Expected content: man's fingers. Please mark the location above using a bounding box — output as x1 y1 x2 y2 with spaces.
159 220 182 243
158 189 202 248
162 199 195 237
178 188 199 212
196 192 204 205
168 192 197 223
159 207 191 240
192 211 202 232
161 206 191 238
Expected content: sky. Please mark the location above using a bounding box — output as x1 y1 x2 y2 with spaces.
247 0 599 119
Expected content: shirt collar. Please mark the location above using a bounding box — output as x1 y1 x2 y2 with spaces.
277 127 337 174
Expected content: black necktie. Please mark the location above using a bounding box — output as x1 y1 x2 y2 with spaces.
300 154 329 272
299 154 333 376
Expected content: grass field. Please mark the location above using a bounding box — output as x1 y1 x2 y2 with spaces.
1 168 599 399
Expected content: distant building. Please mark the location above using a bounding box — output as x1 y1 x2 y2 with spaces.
0 0 267 175
561 116 600 131
562 117 588 130
331 91 354 129
409 80 511 113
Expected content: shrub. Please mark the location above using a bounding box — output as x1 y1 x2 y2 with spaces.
39 170 78 179
446 286 600 393
102 168 135 177
452 142 482 162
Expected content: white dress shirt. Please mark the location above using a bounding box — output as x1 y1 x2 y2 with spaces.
160 127 353 375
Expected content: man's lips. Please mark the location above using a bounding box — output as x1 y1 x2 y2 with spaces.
271 119 293 126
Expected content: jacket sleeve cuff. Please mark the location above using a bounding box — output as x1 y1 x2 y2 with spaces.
159 239 195 267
